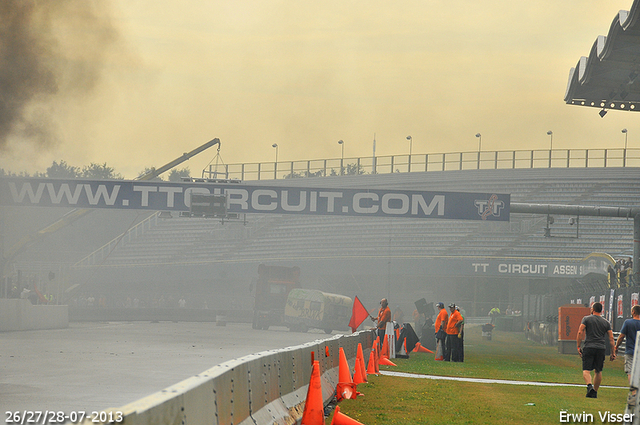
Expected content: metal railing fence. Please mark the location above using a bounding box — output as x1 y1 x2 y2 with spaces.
203 148 640 181
74 212 160 267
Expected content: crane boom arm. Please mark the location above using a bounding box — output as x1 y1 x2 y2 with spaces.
137 138 220 181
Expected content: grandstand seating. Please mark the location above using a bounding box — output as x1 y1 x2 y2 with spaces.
81 167 640 266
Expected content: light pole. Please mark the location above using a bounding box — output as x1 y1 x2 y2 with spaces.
547 131 553 168
475 133 482 169
338 140 344 175
622 129 628 167
406 136 412 172
272 143 278 179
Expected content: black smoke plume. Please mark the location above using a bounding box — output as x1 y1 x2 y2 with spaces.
0 0 118 150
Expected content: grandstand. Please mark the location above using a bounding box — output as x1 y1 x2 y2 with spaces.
4 164 640 319
71 167 637 264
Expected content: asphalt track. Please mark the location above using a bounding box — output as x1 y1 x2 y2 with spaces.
0 321 343 415
3 322 629 418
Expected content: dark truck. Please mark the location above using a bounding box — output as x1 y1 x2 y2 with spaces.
252 264 301 330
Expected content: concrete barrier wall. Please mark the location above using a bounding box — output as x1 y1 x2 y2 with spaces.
91 330 374 425
0 299 68 332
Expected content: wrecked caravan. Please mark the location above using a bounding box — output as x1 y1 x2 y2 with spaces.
284 288 352 334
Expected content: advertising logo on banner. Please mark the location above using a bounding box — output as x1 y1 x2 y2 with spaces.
632 293 639 311
618 294 625 318
589 296 595 307
577 298 582 306
599 294 606 315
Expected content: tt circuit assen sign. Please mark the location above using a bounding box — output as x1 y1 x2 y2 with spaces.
465 253 614 278
0 177 510 221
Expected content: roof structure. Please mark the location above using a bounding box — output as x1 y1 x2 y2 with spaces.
565 0 640 114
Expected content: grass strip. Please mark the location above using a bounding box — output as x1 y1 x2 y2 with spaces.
327 325 630 424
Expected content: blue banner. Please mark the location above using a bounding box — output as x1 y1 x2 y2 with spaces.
0 177 510 221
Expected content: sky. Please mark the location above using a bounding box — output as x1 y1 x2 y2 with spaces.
0 0 637 179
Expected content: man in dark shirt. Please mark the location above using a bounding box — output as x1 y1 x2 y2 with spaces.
576 302 616 398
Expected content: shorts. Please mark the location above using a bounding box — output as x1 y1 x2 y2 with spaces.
626 354 634 375
582 347 606 372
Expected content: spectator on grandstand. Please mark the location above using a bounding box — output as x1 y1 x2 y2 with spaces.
178 297 186 308
620 261 629 286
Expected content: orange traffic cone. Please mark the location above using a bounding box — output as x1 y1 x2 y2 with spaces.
330 406 365 425
336 347 357 401
300 360 324 425
412 342 434 354
378 356 397 366
353 355 366 385
380 335 390 359
338 347 352 384
373 346 380 374
356 343 367 382
366 351 377 375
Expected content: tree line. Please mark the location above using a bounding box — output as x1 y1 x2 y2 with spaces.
0 160 191 181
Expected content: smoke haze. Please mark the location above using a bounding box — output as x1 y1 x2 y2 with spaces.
0 0 118 151
0 1 635 178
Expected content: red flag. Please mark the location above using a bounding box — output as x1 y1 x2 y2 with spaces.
349 296 370 333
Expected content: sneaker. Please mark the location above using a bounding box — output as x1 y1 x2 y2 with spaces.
587 389 598 398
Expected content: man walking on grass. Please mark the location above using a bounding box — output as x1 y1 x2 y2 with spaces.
576 302 616 398
615 304 640 382
615 304 640 407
